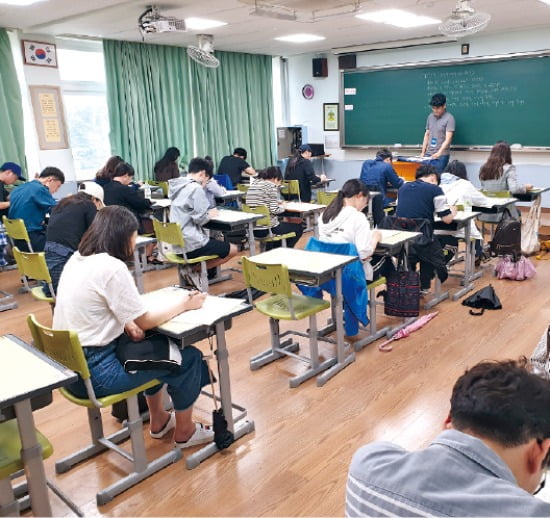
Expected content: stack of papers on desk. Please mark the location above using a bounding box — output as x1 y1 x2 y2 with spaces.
142 287 248 335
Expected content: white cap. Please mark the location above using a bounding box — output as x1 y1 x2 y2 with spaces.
79 181 104 207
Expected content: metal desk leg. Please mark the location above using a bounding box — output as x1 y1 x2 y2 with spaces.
14 399 52 517
316 269 355 387
312 212 320 239
453 223 476 301
186 322 254 469
247 221 257 256
133 246 145 294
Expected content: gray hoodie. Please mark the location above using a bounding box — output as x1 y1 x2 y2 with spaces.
169 176 210 253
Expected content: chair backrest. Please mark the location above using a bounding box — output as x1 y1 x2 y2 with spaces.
241 257 292 298
12 247 52 284
236 183 249 193
147 180 169 197
317 191 337 205
27 313 91 380
481 190 512 198
152 219 185 248
281 179 300 196
2 216 32 251
242 203 271 228
213 174 234 190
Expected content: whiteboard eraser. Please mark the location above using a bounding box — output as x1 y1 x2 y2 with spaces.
511 143 522 149
394 143 402 147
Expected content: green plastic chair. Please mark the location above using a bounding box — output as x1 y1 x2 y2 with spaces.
152 219 218 292
480 189 512 198
12 247 55 306
236 183 249 193
478 190 513 235
316 190 337 206
26 314 182 506
242 204 296 252
281 179 301 202
241 256 334 388
2 216 33 291
146 180 169 198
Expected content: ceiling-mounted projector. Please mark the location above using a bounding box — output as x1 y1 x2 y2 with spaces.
138 5 186 36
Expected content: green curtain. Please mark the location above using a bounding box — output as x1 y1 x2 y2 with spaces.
189 51 275 169
0 29 26 176
103 39 194 180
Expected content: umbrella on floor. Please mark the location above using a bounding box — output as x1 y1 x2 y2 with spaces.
378 312 439 352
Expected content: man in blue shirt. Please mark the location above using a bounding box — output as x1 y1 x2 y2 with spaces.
346 358 550 517
8 166 65 251
359 148 404 208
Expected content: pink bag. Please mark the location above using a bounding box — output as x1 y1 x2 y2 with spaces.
494 255 536 281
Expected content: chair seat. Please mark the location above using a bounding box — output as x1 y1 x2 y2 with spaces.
163 252 219 265
257 232 296 243
367 276 386 290
255 293 330 320
59 379 160 409
0 420 53 479
31 286 54 304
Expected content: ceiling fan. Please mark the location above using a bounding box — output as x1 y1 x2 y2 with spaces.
439 0 491 37
187 34 220 69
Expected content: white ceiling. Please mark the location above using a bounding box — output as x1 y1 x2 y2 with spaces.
1 0 550 56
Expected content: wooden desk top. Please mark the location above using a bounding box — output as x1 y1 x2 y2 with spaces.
0 335 77 409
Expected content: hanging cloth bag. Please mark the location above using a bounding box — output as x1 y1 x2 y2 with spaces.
521 196 541 255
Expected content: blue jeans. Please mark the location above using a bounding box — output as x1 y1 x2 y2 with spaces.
68 340 209 411
427 155 450 173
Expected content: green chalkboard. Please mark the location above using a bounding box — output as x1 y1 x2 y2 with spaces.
342 55 550 148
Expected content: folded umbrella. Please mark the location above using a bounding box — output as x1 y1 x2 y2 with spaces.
378 312 439 352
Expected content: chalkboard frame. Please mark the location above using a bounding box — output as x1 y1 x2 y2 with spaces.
339 50 550 152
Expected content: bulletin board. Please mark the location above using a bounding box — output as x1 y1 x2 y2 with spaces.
29 85 69 150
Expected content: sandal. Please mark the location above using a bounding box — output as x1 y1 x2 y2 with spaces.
175 422 214 449
150 412 176 439
147 256 164 265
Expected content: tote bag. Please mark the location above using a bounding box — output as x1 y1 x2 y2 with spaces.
383 248 420 318
521 196 541 255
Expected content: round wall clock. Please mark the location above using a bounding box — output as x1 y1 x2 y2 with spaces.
302 84 314 100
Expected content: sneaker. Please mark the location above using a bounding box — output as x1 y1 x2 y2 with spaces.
175 422 214 449
419 289 431 298
150 412 176 439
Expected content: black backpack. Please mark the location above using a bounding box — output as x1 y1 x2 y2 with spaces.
490 209 521 256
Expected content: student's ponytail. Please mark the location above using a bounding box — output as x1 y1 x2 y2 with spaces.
322 179 369 224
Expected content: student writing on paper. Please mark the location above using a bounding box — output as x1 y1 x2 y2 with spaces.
53 205 214 449
154 147 181 182
421 93 455 173
217 147 256 187
318 179 381 281
359 148 404 208
95 155 123 187
245 165 303 249
284 144 327 203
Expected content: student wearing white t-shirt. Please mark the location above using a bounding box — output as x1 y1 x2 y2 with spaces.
53 205 213 449
319 179 381 281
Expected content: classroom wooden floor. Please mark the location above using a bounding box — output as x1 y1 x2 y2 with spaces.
2 230 550 517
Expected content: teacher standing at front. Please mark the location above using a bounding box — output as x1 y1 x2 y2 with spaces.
421 93 455 173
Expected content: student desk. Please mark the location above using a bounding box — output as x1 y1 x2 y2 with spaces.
434 211 482 301
0 335 77 517
281 202 326 238
246 247 356 387
513 186 550 202
142 287 254 469
215 189 245 208
151 198 171 222
204 208 263 256
312 178 335 192
473 197 518 214
133 235 157 294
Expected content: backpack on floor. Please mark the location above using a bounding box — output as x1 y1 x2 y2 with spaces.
490 209 521 256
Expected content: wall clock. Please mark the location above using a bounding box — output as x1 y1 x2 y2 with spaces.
302 84 314 100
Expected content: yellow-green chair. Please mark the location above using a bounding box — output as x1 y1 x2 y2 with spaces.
281 179 301 202
242 257 334 388
242 204 296 253
0 420 82 516
12 247 55 306
26 314 182 506
479 190 513 236
146 180 169 198
2 216 33 291
236 183 249 193
152 219 218 292
480 189 512 198
316 190 337 206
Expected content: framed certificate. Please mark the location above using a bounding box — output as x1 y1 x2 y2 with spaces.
29 85 69 150
323 103 339 131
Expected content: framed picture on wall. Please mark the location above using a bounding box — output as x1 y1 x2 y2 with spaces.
323 103 339 131
29 85 69 150
22 40 58 67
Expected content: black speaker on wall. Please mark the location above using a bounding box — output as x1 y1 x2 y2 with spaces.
338 54 357 70
312 57 328 77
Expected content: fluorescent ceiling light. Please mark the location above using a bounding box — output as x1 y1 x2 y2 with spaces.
185 17 227 30
356 9 441 28
0 0 46 4
275 33 326 43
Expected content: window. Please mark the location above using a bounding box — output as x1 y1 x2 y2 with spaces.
57 43 110 181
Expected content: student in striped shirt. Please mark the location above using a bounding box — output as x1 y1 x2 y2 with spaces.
245 166 303 249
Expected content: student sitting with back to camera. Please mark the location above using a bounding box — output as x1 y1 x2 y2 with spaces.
245 165 303 249
169 157 238 286
217 147 256 187
359 148 404 208
154 147 181 182
319 179 381 281
346 358 550 517
203 155 226 209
